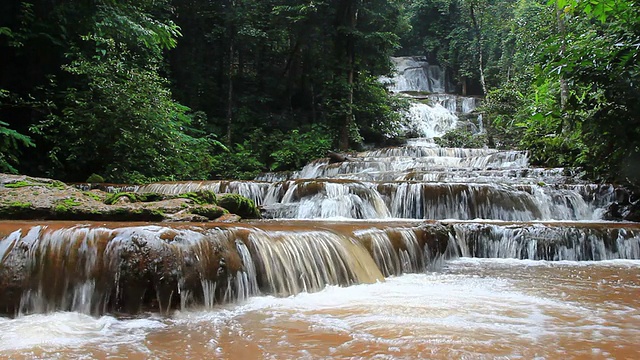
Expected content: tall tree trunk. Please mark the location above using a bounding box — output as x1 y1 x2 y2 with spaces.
556 5 569 111
226 41 234 144
338 1 357 151
469 2 487 95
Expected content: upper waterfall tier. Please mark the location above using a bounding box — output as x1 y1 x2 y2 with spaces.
381 57 455 93
381 56 483 139
135 142 617 221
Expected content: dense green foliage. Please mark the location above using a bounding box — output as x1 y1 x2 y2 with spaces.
402 0 639 189
0 0 407 182
479 0 640 189
1 0 637 189
434 128 487 149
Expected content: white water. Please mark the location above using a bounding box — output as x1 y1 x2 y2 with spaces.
402 102 458 138
2 259 638 359
2 54 637 360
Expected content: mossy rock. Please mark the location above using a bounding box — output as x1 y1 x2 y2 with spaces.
52 198 82 215
190 205 228 220
178 190 217 205
217 194 261 219
108 207 166 221
137 192 165 202
0 201 34 218
105 192 137 205
104 192 165 205
3 178 65 190
86 173 105 183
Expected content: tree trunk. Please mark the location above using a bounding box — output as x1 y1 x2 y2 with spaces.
226 41 234 144
338 2 357 151
469 2 487 95
556 5 569 111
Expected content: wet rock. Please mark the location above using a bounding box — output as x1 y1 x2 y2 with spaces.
604 188 640 222
327 151 351 164
0 174 256 222
217 194 261 219
216 213 242 222
189 205 228 220
164 212 210 222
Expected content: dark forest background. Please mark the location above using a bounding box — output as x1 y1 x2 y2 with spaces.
1 0 638 190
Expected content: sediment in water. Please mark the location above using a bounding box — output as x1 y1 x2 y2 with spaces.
2 220 639 316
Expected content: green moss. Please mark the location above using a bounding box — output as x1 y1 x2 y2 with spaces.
105 192 138 205
4 181 33 188
63 198 81 206
3 179 65 189
105 192 166 205
53 198 81 214
137 193 165 202
47 180 66 190
86 173 105 183
0 201 33 218
190 206 228 220
110 207 165 221
178 190 217 205
7 201 31 209
217 194 261 219
83 191 103 201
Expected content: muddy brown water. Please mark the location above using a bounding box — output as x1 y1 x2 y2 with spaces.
1 257 638 359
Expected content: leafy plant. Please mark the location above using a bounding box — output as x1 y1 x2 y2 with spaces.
269 126 332 171
434 129 487 148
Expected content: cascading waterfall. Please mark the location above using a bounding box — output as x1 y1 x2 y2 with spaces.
2 54 639 325
402 102 458 138
136 180 271 205
0 221 451 315
381 57 453 93
450 222 640 261
380 56 483 139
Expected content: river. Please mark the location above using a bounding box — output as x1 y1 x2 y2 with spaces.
1 57 639 359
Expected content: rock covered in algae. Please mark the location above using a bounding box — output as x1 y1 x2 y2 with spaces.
217 194 261 219
0 173 250 222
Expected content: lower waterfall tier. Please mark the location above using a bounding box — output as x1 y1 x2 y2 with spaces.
1 220 639 316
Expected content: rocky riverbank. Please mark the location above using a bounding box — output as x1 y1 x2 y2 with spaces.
0 174 260 222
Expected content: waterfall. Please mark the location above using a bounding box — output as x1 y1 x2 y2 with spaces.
450 223 640 261
381 57 453 93
136 181 271 205
0 222 452 315
379 56 483 140
402 102 458 138
2 56 638 320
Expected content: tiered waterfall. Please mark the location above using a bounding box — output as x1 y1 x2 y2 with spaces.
1 57 639 317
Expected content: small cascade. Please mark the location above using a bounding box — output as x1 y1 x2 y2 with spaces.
355 228 427 276
262 179 390 219
1 225 252 315
0 221 451 315
238 229 383 296
450 222 640 261
381 57 454 93
137 180 271 205
402 102 458 138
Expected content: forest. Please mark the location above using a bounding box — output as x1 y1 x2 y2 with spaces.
0 0 638 192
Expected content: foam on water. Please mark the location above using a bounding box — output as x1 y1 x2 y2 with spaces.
0 312 164 352
1 259 638 358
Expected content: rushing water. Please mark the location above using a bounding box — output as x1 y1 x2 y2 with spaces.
1 259 638 359
1 56 639 359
